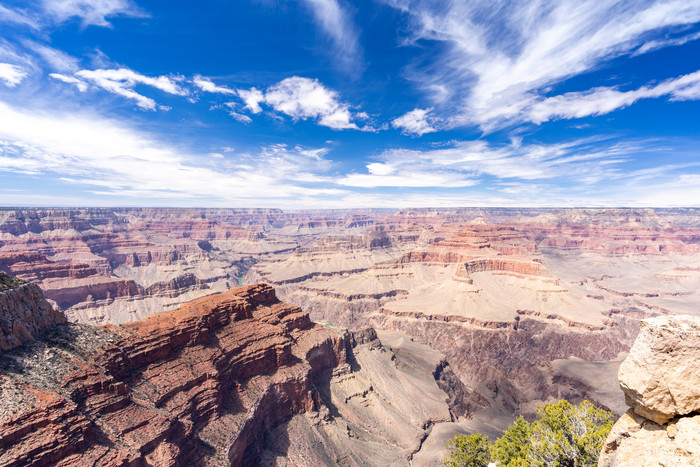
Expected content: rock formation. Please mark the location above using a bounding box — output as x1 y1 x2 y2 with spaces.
599 316 700 466
0 283 473 466
3 207 700 439
0 272 65 352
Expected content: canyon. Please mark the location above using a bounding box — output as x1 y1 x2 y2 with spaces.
0 279 476 466
2 207 700 464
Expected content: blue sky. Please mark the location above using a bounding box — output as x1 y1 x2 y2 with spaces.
0 0 699 208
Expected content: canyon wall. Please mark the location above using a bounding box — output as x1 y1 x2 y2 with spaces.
3 207 700 440
0 273 65 352
0 282 473 466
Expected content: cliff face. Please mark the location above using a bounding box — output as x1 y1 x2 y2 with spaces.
3 207 700 438
0 284 467 466
0 274 65 352
0 209 294 325
599 316 700 466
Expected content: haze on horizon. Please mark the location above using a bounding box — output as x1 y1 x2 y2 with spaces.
1 0 700 209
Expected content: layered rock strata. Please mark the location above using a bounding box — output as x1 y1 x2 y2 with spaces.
0 284 469 466
0 274 65 352
3 207 700 431
599 316 700 466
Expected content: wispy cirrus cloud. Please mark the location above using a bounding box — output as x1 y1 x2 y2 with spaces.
501 69 700 126
337 137 653 188
383 0 700 130
24 41 80 72
300 0 363 72
634 30 700 56
41 0 147 27
0 63 28 87
51 68 187 110
49 72 88 91
0 100 344 206
193 75 236 95
0 5 39 29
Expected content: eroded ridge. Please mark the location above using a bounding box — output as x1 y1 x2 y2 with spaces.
0 284 351 466
0 283 470 466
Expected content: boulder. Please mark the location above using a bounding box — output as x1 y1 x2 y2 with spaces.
600 316 700 466
618 315 700 424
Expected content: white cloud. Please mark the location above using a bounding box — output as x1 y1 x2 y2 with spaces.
52 68 187 110
336 137 647 188
383 0 700 130
24 41 80 72
224 103 253 123
251 76 364 130
0 101 345 206
0 95 696 208
204 76 368 130
49 73 89 91
193 75 236 95
0 5 39 29
634 31 700 56
0 63 28 87
301 0 362 70
338 171 476 188
524 70 700 124
42 0 147 27
264 77 356 129
391 108 438 136
237 87 264 114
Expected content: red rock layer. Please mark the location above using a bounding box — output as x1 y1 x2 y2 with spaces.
0 284 353 466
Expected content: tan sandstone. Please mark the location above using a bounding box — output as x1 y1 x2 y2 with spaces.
618 315 700 424
600 315 700 466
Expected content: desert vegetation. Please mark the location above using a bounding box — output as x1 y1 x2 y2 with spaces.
445 400 614 466
0 271 26 291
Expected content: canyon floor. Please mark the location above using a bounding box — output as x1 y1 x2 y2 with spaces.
2 207 700 465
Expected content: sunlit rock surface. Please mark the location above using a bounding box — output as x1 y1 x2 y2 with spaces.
2 207 700 428
0 283 476 466
599 316 700 466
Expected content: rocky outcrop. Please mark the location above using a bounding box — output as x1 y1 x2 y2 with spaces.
618 316 700 424
462 258 549 276
0 276 65 352
599 316 700 466
0 284 328 465
0 283 470 466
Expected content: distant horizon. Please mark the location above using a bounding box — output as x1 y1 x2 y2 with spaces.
2 205 700 212
1 1 699 208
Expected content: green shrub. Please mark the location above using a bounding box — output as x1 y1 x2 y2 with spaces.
445 433 491 467
0 272 27 291
491 415 531 465
445 400 614 467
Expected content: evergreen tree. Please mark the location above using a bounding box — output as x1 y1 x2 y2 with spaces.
490 415 531 466
445 433 491 467
445 400 614 467
527 400 614 467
